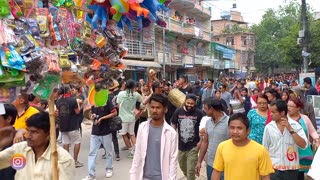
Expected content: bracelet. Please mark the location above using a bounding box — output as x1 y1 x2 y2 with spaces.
289 130 296 134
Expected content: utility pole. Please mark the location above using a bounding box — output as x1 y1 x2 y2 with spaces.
162 28 166 79
301 0 309 73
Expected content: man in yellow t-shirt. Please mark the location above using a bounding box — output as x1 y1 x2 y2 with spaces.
212 113 274 180
12 93 39 131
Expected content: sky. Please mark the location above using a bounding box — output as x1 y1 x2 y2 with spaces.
203 0 320 25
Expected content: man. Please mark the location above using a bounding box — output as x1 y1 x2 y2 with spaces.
212 113 274 180
151 82 176 125
13 91 39 131
247 78 257 91
107 87 120 161
82 97 117 180
192 81 202 109
56 86 83 167
303 77 318 96
0 112 75 180
71 86 85 135
263 99 308 180
196 98 229 180
220 84 231 108
117 79 143 158
130 94 178 180
214 90 229 115
0 103 18 180
171 94 203 180
241 88 251 115
177 76 192 95
163 82 171 96
202 79 215 104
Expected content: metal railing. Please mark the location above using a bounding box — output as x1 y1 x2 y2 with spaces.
124 39 155 58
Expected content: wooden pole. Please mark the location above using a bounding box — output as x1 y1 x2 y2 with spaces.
48 95 59 180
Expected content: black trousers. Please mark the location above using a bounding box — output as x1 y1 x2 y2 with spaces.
271 170 299 180
112 131 119 155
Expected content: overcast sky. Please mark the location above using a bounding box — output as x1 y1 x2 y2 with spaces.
203 0 320 25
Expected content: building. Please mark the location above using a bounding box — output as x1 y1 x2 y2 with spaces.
212 11 256 76
122 25 161 81
154 0 213 81
121 1 240 82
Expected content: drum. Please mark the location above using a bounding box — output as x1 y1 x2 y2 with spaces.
168 88 186 108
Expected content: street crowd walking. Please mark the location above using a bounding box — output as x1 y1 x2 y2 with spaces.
1 73 320 180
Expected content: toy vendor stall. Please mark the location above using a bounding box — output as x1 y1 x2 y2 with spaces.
0 0 172 178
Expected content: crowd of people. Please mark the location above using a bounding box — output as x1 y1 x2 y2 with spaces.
0 73 320 180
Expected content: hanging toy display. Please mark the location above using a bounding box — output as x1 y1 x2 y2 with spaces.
0 0 172 107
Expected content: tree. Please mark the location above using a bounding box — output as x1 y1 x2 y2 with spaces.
252 0 311 74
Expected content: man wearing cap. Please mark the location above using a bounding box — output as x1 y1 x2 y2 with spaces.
303 77 318 96
171 94 203 180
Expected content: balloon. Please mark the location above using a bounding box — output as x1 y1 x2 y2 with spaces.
88 85 96 105
87 4 109 30
94 89 108 107
110 0 129 21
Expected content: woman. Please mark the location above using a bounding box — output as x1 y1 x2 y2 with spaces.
229 89 245 115
264 88 280 103
281 90 290 103
287 97 320 180
247 93 271 144
250 88 260 108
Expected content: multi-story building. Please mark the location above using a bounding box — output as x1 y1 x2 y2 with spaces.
123 0 214 82
154 0 213 81
121 2 241 81
212 11 256 76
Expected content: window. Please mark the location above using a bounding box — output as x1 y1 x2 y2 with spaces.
248 36 254 47
226 37 234 46
241 36 247 46
241 51 247 64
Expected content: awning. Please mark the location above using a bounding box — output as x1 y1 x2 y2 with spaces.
122 59 162 68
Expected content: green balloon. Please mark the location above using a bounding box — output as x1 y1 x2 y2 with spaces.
94 89 108 107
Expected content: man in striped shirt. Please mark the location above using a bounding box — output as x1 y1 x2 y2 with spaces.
263 99 307 180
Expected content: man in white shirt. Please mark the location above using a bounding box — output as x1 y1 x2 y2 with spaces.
263 99 307 180
117 79 143 158
0 111 75 180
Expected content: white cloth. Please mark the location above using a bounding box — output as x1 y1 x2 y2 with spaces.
262 120 308 170
308 148 320 179
199 116 211 131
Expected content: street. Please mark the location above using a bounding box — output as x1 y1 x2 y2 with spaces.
72 121 207 180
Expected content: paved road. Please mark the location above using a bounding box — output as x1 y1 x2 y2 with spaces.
67 121 207 180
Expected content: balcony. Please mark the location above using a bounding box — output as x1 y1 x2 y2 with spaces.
183 23 196 37
157 52 184 65
124 40 155 59
156 15 211 42
168 18 183 34
195 55 210 65
169 0 195 12
202 30 211 42
169 0 210 20
192 4 211 20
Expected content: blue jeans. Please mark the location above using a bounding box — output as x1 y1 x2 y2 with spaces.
207 165 224 180
88 134 114 177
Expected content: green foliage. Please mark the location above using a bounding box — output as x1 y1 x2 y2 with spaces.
222 24 250 34
252 0 320 73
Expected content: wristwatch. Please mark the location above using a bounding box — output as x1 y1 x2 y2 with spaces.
289 130 296 134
